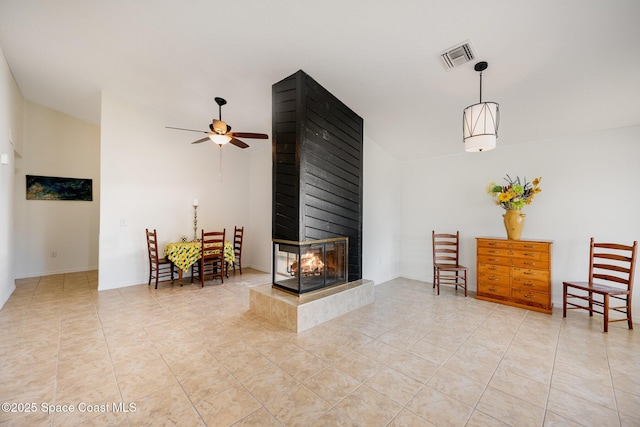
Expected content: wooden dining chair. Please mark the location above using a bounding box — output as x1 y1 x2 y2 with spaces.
200 229 225 286
145 228 175 289
563 238 638 332
432 230 468 296
231 226 244 275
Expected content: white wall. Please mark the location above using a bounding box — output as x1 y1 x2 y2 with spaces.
0 45 23 307
13 102 100 278
362 136 403 284
247 144 273 273
98 92 268 290
401 125 640 308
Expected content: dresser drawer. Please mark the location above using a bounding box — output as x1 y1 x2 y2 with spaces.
511 288 549 306
478 263 510 276
477 239 510 250
511 257 549 270
508 249 545 262
511 276 550 293
509 241 550 253
478 281 510 298
512 267 549 282
478 272 510 287
478 254 511 266
478 247 511 258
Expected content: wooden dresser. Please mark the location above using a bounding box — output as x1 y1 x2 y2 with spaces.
476 238 553 314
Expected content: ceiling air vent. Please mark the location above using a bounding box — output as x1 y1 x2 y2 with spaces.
439 40 476 70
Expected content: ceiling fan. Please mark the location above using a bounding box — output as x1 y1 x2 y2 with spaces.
166 97 268 148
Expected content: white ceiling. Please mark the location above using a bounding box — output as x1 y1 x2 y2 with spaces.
1 0 639 161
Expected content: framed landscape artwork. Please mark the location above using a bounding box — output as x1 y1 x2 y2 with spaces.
26 175 93 201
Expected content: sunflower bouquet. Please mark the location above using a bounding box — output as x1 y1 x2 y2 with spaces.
487 175 542 210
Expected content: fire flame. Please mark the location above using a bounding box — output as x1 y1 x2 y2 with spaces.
290 252 324 276
301 253 324 273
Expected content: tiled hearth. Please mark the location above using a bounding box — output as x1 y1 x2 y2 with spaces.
249 279 375 332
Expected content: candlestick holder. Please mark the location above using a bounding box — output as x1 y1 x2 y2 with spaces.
193 205 198 241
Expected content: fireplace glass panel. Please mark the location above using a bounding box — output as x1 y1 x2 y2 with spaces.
273 238 348 294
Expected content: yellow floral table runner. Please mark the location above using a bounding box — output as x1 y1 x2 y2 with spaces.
165 241 234 273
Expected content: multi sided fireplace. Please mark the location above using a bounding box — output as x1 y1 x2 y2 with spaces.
272 70 364 295
273 237 348 294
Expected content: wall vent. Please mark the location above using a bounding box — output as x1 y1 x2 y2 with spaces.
439 40 476 70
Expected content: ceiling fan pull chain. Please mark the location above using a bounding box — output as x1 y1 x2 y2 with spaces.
219 145 223 182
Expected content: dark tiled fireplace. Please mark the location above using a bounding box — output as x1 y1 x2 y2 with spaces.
272 70 363 294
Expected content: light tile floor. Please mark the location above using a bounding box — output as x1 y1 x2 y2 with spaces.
1 270 639 426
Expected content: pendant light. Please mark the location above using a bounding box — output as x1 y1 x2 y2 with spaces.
463 61 499 152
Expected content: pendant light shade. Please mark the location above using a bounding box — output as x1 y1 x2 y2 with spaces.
463 101 499 151
463 61 499 152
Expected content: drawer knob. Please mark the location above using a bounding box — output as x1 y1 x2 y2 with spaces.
524 293 536 299
489 277 499 281
524 271 534 275
525 253 536 257
524 262 536 266
489 267 498 271
489 258 499 262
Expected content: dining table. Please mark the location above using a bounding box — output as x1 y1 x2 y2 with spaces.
164 240 235 284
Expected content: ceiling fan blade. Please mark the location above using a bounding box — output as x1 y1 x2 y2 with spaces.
229 138 249 149
229 132 269 139
166 126 207 134
191 137 210 144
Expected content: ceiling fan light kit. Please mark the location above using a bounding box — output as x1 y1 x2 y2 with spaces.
463 61 499 152
209 133 232 146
